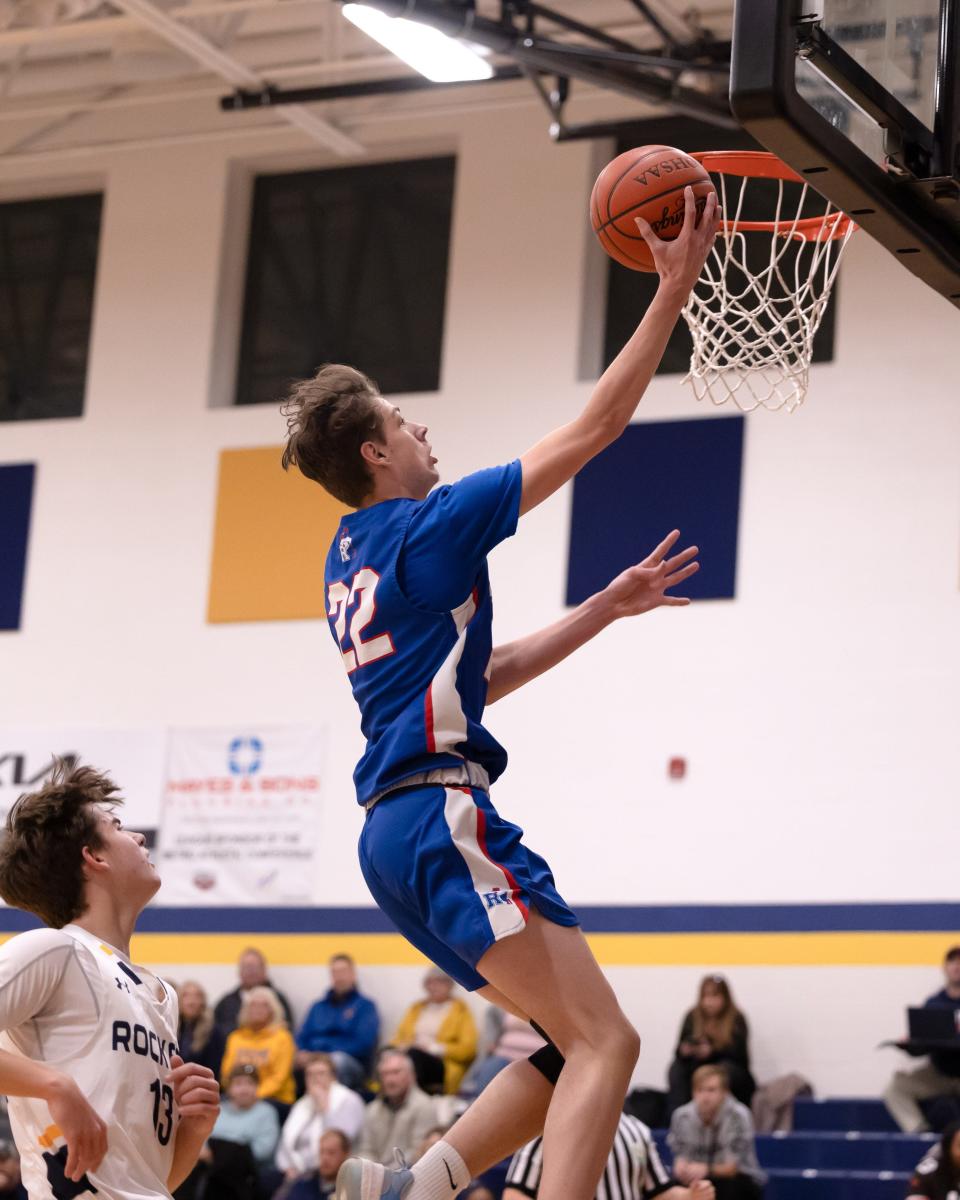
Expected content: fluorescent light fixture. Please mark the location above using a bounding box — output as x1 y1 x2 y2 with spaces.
342 3 494 83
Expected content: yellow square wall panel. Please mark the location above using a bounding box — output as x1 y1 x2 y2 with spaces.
208 446 342 622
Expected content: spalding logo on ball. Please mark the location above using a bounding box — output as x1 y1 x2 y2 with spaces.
590 144 717 272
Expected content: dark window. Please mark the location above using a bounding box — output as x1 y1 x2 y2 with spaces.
236 156 456 406
566 416 744 605
0 193 102 421
601 116 837 373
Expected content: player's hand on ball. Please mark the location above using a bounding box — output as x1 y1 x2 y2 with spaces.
690 1182 716 1200
167 1054 220 1135
635 186 720 292
45 1075 109 1182
602 529 699 617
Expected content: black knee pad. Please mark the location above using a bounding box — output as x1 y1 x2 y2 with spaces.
528 1021 565 1084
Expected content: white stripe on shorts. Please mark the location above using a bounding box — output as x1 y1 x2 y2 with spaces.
442 786 526 942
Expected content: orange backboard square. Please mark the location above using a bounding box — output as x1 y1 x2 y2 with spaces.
208 446 342 623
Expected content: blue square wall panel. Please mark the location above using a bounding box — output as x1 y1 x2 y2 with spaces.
0 463 35 630
566 417 744 605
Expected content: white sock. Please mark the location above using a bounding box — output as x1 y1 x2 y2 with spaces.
407 1141 470 1200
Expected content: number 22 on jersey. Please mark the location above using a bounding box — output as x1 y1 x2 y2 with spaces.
328 568 395 674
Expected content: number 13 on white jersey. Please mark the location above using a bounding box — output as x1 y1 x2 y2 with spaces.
328 567 396 674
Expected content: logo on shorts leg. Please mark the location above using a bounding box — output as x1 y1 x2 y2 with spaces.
482 886 515 910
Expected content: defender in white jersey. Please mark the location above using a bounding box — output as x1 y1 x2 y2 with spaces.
0 761 220 1200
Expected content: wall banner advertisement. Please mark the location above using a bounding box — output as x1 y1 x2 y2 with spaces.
158 726 325 905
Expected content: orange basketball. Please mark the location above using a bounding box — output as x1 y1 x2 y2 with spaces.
590 144 716 272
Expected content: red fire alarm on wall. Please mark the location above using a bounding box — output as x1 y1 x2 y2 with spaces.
668 757 687 780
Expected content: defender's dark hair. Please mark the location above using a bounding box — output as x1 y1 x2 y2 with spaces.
0 759 121 928
280 364 384 508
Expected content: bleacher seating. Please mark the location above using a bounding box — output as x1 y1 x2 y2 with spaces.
650 1098 936 1200
793 1098 900 1134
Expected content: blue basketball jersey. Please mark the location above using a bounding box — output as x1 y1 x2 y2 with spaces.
324 460 523 805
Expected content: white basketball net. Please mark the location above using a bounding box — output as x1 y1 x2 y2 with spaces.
682 169 856 413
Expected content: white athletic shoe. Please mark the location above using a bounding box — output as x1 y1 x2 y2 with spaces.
336 1149 414 1200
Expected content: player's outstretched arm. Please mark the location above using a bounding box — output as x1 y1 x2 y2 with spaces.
486 531 697 703
519 187 719 518
0 1050 107 1182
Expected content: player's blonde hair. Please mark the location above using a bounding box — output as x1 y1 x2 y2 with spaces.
238 985 286 1029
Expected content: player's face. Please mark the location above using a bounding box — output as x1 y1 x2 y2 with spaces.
950 1129 960 1170
944 955 960 988
91 807 160 902
376 400 438 499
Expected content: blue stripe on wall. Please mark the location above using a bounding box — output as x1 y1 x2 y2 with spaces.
1 902 957 935
0 463 35 631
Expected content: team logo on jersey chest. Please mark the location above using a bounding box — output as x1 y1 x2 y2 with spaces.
339 529 353 562
111 1020 177 1066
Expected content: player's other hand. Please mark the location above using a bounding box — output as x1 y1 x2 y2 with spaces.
691 1181 716 1200
45 1074 109 1182
167 1055 220 1136
635 185 720 294
601 529 699 618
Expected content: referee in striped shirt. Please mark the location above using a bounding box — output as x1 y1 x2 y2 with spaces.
503 1113 715 1200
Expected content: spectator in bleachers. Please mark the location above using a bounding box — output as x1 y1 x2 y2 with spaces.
295 954 380 1090
214 947 295 1036
504 1110 715 1200
668 976 756 1115
669 1064 765 1200
907 1119 960 1200
414 1127 449 1162
393 967 477 1094
210 1065 281 1166
222 986 297 1108
178 980 227 1078
283 1129 352 1200
352 1048 437 1166
189 1063 283 1200
276 1053 365 1178
885 946 960 1132
0 1141 26 1200
459 1005 545 1098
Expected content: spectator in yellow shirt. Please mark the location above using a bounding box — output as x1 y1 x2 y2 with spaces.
393 968 477 1094
222 986 296 1108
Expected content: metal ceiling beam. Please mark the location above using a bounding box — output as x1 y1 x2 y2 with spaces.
109 0 365 155
222 64 525 108
320 0 734 128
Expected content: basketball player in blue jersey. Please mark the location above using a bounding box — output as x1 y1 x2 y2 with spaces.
280 188 720 1200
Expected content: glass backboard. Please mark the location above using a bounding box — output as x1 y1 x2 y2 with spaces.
730 0 960 306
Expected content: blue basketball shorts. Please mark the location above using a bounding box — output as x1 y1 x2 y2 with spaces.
358 784 579 991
